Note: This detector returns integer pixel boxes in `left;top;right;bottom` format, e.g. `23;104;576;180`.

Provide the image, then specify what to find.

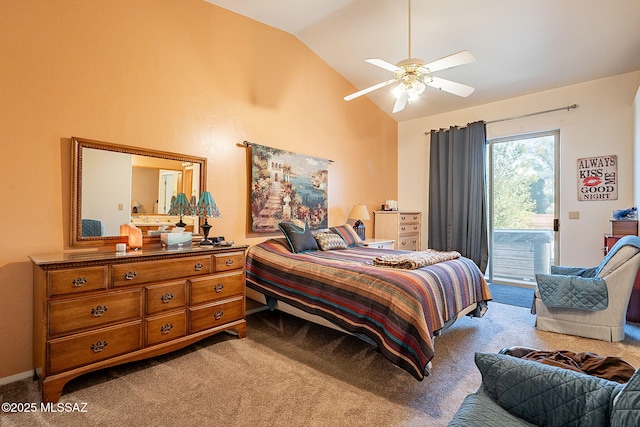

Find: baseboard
0;370;33;386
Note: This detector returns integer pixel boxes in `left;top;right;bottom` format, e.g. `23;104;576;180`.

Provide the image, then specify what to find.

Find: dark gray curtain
428;121;488;273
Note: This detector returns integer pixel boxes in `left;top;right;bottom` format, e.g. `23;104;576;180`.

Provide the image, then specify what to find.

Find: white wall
399;71;640;267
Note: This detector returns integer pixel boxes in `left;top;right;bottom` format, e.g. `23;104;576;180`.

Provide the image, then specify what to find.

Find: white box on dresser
373;211;422;251
30;245;247;403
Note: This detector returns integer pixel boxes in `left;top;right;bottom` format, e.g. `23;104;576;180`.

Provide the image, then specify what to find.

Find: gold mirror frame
71;136;207;247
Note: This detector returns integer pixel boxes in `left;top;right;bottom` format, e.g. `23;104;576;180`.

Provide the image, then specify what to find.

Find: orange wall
0;0;397;380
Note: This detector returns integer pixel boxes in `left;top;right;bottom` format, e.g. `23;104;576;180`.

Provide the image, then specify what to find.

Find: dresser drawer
145;281;186;315
112;256;212;287
189;271;244;306
399;213;421;225
145;311;186;346
398;235;419;251
213;252;244;272
48;290;142;337
189;296;244;334
399;223;420;235
48;266;108;297
48;321;142;374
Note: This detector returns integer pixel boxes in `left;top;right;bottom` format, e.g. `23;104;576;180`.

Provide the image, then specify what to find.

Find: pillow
314;231;348;251
475;352;620;427
329;224;363;247
278;221;318;253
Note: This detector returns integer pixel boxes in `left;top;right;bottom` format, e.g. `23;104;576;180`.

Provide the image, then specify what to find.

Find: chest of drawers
374;211;422;251
31;245;247;403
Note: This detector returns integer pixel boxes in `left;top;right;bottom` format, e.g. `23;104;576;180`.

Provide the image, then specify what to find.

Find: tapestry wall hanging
250;143;329;232
577;155;617;201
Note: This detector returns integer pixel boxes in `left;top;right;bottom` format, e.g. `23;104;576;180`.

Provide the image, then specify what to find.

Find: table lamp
168;192;192;228
348;204;370;241
195;191;221;245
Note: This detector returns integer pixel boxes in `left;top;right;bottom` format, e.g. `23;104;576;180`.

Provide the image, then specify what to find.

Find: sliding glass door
486;131;559;286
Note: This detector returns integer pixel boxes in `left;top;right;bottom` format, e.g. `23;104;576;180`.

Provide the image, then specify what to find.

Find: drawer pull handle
213;310;224;320
160;292;174;303
90;340;107;353
214;284;224;293
124;271;137;280
91;305;108;317
72;277;87;287
160;323;174;335
401;226;406;231
225;259;234;267
194;262;204;271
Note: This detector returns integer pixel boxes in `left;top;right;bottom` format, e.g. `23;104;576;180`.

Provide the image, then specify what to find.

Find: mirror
71;137;207;246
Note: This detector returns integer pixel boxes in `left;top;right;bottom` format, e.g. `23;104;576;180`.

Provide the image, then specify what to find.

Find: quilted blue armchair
449;352;640;426
533;235;640;342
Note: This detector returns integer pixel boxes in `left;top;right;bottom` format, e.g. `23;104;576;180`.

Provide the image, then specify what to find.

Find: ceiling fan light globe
408;91;420;102
391;83;406;99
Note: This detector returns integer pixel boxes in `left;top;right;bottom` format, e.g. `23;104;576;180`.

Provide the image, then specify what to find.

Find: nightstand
362;238;395;249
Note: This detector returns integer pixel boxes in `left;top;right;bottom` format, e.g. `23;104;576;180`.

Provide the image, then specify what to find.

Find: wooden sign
577;155;617;201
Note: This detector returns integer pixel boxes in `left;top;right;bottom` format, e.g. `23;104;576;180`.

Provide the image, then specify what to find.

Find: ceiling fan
344;0;476;113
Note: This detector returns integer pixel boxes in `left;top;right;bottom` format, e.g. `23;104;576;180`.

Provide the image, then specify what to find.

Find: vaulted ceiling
204;0;640;122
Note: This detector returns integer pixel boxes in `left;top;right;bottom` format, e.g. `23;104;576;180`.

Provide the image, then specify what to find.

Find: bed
246;237;492;380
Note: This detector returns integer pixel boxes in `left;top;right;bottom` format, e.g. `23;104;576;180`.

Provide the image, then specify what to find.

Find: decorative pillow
475;352;620;427
329;224;363;247
314;231;348;251
278;221;318;253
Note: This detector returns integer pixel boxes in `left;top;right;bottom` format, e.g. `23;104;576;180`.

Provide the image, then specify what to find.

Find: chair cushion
448;386;536;427
535;273;608;311
611;369;640;427
475;352;621;427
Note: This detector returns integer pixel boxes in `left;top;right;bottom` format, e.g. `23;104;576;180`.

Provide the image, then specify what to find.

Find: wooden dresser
374;211;422;251
30;245;247;403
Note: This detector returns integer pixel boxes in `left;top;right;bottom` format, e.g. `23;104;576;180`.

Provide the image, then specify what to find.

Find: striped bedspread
246;238;492;380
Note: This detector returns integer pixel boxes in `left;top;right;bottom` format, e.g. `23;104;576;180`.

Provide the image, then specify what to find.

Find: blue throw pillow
278;221;318;253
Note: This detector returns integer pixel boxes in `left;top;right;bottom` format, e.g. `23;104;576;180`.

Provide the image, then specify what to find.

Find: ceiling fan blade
392;90;409;113
344;78;398;101
426;76;475;97
365;58;403;73
420;50;476;73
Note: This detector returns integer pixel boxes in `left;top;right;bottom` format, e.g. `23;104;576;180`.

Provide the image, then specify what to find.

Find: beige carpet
2;302;640;427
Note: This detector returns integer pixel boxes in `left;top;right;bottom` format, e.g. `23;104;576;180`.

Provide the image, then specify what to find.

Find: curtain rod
240;141;334;163
424;104;578;135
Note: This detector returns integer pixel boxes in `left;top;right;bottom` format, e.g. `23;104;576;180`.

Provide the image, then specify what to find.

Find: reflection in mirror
72;137;207;246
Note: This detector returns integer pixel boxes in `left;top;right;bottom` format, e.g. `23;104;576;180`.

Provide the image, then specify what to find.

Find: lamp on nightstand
348;204;370;241
195;191;221;245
